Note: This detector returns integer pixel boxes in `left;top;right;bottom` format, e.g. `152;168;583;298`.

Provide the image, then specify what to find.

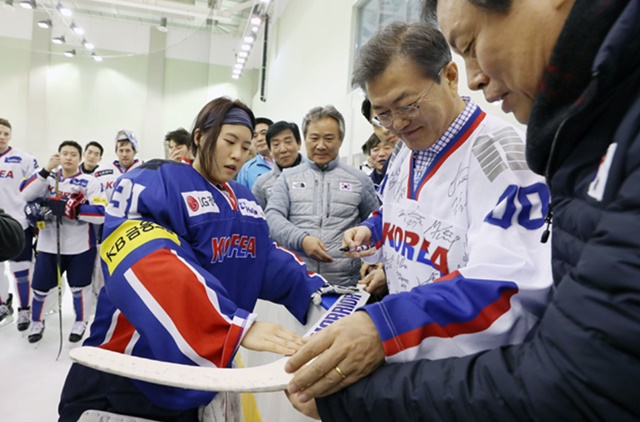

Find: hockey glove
48;196;68;218
64;192;87;220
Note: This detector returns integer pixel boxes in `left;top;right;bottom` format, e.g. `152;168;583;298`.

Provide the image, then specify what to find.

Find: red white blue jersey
94;159;143;201
20;168;106;254
84;159;326;411
361;106;553;362
0;147;39;229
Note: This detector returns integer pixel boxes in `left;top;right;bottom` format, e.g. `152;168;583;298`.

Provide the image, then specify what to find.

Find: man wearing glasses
285;21;554;413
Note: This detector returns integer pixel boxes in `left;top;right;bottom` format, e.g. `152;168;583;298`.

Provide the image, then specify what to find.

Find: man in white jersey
94;130;143;201
0;118;39;331
80;141;103;175
21;140;105;343
286;21;554;410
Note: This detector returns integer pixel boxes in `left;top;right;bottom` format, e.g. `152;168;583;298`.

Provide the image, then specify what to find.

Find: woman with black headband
58;97;327;421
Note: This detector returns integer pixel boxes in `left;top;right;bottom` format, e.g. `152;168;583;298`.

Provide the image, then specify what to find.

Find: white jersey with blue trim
360;106;553;362
94;159;143;201
20;168;106;254
0;147;39;229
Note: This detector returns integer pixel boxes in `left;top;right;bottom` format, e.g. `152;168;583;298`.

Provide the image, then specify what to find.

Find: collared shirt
413;97;477;182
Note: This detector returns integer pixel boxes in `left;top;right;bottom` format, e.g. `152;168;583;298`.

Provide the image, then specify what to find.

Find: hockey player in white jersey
0;118;39;331
20;140;106;343
285;22;553;409
94;130;143;202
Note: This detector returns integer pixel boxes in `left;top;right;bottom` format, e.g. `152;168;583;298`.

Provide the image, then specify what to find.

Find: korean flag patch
340;182;352;191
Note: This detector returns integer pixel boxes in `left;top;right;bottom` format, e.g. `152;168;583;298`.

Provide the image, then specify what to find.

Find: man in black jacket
286;0;640;420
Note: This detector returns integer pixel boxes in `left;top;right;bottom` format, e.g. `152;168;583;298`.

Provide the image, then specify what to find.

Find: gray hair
301;105;346;140
421;0;512;23
351;21;451;90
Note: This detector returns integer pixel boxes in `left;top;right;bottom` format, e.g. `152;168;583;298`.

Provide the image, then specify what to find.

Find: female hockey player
58;97;328;422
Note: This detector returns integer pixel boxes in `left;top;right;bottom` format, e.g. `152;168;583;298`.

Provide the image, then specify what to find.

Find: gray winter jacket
265;157;380;286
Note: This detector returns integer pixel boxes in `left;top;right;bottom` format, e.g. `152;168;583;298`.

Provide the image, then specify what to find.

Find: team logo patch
340;182;352;191
292;182;306;189
181;191;220;217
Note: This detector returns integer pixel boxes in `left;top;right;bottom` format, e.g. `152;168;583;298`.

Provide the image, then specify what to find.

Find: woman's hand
241;321;304;356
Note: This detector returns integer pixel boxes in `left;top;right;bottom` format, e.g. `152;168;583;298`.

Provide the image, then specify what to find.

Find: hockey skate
69;321;87;343
28;320;45;343
0;294;14;326
17;307;30;331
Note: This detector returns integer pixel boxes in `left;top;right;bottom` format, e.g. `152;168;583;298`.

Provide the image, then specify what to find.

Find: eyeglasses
371;68;444;128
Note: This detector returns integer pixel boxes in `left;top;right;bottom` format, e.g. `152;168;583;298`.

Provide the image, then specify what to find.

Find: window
354;0;422;57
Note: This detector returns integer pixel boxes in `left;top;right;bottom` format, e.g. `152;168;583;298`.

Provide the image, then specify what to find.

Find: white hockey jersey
361;105;553;362
0;147;39;229
20;168;106;254
94;159;143;201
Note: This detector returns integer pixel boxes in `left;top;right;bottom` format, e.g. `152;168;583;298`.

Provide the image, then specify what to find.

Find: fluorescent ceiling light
82;39;94;50
19;0;34;9
52;35;65;44
157;17;168;33
92;52;102;62
238;51;249;58
250;17;261;26
64;49;76;58
240;44;251;51
70;23;84;35
232;74;240;80
37;19;52;29
56;2;71;16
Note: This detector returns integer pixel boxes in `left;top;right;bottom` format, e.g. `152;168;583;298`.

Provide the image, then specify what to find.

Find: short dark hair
362;133;382;156
84;141;103;156
361;98;373;121
0;118;11;129
165;128;191;146
59;140;83;156
352;21;451;90
255;117;274;127
266;121;301;149
421;0;512;24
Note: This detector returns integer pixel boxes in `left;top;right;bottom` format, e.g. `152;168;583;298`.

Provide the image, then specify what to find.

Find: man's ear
443;61;460;94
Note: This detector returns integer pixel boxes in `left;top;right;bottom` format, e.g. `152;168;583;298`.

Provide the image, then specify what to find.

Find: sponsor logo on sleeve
94;169;114;177
181;191;220;217
4;156;22;164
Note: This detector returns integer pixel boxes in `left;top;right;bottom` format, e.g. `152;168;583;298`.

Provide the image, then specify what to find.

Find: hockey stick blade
69;290;370;392
69;347;292;392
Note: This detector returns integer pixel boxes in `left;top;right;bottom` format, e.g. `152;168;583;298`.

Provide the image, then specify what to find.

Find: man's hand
240;321;304;356
285;311;385;402
302;236;333;262
358;267;388;296
45;153;61;172
285;391;320;420
342;226;375;258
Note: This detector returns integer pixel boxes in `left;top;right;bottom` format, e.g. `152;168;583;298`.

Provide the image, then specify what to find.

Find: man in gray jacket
265;106;380;286
252;121;304;209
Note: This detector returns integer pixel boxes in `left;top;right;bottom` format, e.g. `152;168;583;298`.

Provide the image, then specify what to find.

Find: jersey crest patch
182;191;220;217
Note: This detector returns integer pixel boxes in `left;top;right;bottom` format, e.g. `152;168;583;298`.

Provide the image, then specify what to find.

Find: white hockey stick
69;290;370;392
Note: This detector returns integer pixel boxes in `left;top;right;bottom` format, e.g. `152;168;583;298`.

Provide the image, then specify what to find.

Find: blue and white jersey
361;106;553;362
0;147;39;229
85;159;325;411
94;159;143;201
20;168;106;254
